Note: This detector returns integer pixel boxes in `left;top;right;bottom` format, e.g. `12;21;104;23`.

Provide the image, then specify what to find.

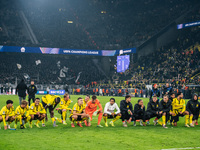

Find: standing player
171;92;190;127
14;100;31;129
0;100;15;130
120;95;133;127
85;95;103;127
69;97;90;127
145;95;162;125
42;94;61;127
27;81;37;106
186;93;200;127
55;93;72;125
29;98;46;128
159;95;172;128
103;98;121;127
133;99;146;126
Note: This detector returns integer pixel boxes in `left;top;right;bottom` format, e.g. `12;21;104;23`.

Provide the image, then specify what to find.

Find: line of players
0;92;199;129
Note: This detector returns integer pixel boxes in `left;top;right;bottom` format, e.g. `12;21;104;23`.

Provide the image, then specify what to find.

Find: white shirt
104;102;120;115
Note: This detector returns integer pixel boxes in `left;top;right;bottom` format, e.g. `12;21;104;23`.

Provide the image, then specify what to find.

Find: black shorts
105;114;117;119
192;114;199;120
58;109;62;114
42;101;54;113
6;117;12;122
34;115;39;120
172;113;185;122
70;115;82;121
145;112;161;120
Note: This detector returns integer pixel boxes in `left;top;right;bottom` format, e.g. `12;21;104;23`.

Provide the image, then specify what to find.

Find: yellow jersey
171;98;186;114
59;98;71;110
15;105;30;117
0;106;15;116
69;103;85;117
29;103;46;115
42;94;61;106
83;99;88;108
0;106;15;126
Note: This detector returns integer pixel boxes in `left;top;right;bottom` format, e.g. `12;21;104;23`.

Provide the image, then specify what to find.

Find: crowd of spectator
0;0;198;50
0;53;106;85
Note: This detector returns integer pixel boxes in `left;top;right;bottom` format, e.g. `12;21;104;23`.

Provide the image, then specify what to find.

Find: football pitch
0;95;199;150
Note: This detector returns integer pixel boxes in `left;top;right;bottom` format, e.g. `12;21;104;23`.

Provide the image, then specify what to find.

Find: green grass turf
0;95;200;150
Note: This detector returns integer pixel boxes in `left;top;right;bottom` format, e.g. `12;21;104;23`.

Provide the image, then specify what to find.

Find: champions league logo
21;47;25;52
119;50;123;55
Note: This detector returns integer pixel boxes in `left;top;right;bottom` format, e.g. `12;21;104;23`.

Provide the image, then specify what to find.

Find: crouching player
69;97;89;127
42;94;61;127
120;95;133;127
85;95;103;127
186;93;200;127
83;95;90;107
159;95;172;128
15;100;31;129
29;98;46;128
145;95;162;125
55;93;72;125
133;99;146;126
103;98;121;127
171;92;189;127
0;100;15;130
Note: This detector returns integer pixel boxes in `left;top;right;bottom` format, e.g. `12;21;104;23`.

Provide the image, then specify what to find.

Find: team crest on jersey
61;101;63;105
17;112;20;115
31;106;34;109
2;111;5;114
197;104;199;107
127;105;129;108
157;104;158;107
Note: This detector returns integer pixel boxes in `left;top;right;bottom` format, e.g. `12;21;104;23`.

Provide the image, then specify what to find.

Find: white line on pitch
161;147;200;150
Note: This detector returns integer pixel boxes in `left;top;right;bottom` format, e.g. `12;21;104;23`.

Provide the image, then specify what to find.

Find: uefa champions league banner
0;45;136;56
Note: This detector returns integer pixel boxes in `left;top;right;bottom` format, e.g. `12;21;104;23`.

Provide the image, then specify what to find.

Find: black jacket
150;88;160;98
163;86;172;95
28;85;37;97
159;99;171;113
134;104;145;116
186;94;200;115
120;100;133;114
146;100;159;114
16;80;27;97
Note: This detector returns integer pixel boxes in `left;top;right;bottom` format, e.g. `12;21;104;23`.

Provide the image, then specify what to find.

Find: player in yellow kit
42;94;61;127
82;94;90;126
0;100;15;130
83;94;90;107
55;93;72;125
69;97;90;127
171;92;190;127
29;98;46;128
14;100;31;129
